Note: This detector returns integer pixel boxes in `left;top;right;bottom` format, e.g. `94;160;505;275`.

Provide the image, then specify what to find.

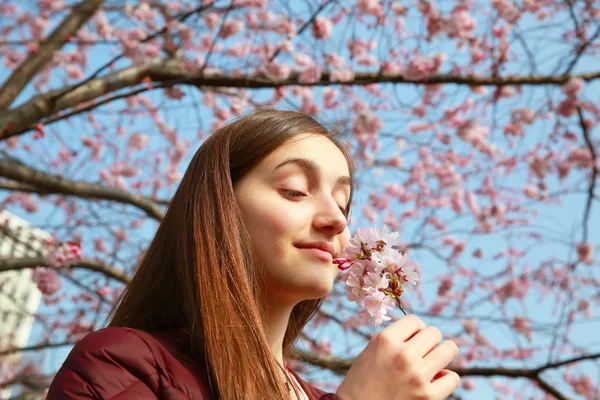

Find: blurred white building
0;209;50;399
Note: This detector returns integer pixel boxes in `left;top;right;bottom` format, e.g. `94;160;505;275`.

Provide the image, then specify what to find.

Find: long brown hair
107;109;355;399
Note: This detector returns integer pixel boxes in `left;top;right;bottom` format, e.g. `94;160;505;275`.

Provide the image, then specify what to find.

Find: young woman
46;109;460;399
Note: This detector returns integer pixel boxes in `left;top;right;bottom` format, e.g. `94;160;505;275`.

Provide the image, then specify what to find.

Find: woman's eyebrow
274;157;351;187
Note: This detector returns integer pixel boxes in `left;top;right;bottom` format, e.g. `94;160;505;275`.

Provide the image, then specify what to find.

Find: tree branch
293;348;598;398
0;340;78;357
1;54;599;140
50;2;234;104
0;159;165;221
577;107;597;243
532;376;569;400
564;20;600;74
268;0;334;62
0;374;49;391
0;0;104;110
0;257;131;284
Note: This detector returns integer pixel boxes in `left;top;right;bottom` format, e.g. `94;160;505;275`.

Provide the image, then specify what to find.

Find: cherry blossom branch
0;257;131;284
0;0;104;110
0;374;49;391
0;179;42;193
564;20;600;74
268;0;334;63
577;107;598;244
0;159;165;221
2;55;600;140
0;340;78;357
51;3;239;104
293;349;597;399
198;5;234;74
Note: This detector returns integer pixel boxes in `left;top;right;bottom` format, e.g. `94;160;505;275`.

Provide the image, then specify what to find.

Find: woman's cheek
340;227;351;249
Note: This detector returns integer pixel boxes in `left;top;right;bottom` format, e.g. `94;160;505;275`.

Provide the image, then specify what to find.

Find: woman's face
234;133;351;303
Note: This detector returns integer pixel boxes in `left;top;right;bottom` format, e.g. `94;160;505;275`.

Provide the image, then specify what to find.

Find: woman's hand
335;315;460;400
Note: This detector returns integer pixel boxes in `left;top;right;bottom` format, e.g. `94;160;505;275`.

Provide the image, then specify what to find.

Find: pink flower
113;228;128;242
164;87;185;100
357;0;383;16
463;379;477;391
352;112;382;136
497;278;529;302
564;374;596;398
166;165;183;185
491;0;521;23
562;78;584;97
203;12;220;29
299;65;322;84
437;276;453;296
127;133;149;151
46;242;82;267
465;191;480;217
403;53;445;80
226;43;251;57
523;184;538;199
324;53;345;68
363;272;390;292
568;148;593;168
94;11;113;39
264;62;291;80
33;268;62;296
131;3;156;22
347;39;369;57
343;268;366;302
363;291;395;325
576;242;594;265
330;69;354;82
218;20;243;39
447;8;476;39
512;317;533;341
457;120;487;145
94;238;106;252
312;17;332;40
557;99;577;117
357;54;380;67
65;64;84;80
323;88;339;109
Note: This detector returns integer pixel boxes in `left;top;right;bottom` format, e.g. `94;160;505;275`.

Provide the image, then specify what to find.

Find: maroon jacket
46;327;342;399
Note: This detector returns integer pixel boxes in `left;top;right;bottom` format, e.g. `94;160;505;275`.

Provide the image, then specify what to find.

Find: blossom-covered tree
0;0;599;398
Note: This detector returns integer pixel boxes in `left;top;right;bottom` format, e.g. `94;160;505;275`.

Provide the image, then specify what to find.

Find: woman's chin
300;278;335;300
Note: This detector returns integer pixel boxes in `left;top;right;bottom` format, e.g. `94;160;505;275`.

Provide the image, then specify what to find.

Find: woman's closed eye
280;189;348;217
281;189;306;198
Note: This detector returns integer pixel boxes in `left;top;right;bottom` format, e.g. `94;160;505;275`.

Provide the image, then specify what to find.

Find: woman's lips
296;246;333;262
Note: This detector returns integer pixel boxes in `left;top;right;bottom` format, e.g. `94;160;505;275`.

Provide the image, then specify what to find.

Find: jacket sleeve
46;327;161;400
305;381;345;399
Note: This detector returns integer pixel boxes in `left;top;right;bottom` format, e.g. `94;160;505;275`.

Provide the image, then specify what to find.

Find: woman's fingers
430;369;461;399
423;340;459;380
382;314;427;343
405;326;443;358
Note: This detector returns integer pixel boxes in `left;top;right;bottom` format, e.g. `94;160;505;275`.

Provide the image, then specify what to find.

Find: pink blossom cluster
491;0;521;23
45;241;82;268
32;268;62;296
403;53;446;80
456;120;497;157
312;17;333;40
557;78;584;117
564;373;596;398
333;227;419;326
576;242;594;265
446;7;477;39
417;2;477;39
